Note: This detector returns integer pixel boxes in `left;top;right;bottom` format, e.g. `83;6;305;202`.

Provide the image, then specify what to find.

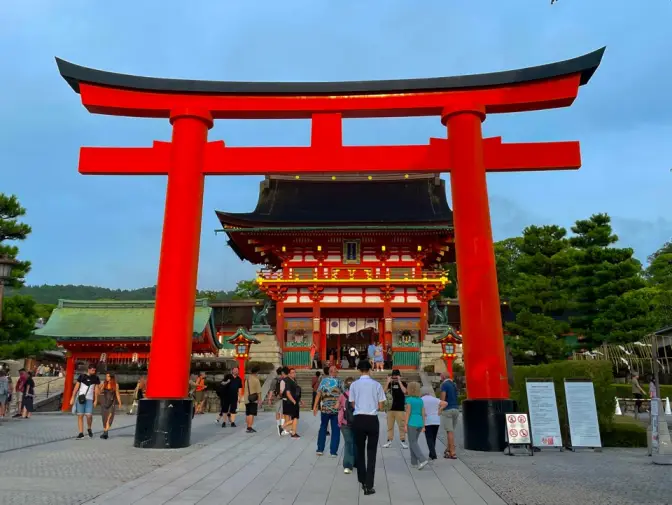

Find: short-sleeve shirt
422;395;441;425
228;376;243;398
367;344;376;359
349;375;386;415
24;378;36;396
440;380;458;410
389;380;407;411
405;396;424;428
317;377;344;414
77;374;101;401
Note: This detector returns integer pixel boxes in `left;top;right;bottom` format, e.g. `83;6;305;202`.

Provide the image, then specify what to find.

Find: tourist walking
245;366;262;433
403;382;428;469
127;376;146;415
21;371;36;419
349;359;386;496
311;370;321;412
421;386;446;460
71;364;100;439
313;365;343;456
4;375;12;417
631;373;646;414
221;367;243;427
281;368;302;438
440;375;460;459
96;373;122;439
383;369;408;449
12;369;26;418
0;370;9;417
649;375;658;399
367;342;376;366
194;372;207;414
215;374;231;424
338;377;356;474
269;367;287;436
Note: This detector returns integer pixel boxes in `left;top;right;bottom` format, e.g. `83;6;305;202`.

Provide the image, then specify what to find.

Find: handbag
247;379;259;403
78;384;90;404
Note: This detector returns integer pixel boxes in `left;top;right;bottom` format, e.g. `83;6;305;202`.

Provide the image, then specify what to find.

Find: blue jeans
317;413;340;455
341;425;356;469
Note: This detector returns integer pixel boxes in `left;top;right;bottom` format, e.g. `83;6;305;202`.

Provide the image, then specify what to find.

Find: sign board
564;380;602;448
506;413;531;445
526;380;563;448
652;398;660;454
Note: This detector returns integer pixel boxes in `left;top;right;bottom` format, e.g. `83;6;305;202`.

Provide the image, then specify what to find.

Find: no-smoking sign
506;413;531;444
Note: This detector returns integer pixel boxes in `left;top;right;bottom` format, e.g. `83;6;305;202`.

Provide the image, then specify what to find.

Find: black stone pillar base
462;398;516;452
133;398;192;449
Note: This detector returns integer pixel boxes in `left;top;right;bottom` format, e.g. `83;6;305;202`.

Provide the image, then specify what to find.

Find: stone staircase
294;369;422;409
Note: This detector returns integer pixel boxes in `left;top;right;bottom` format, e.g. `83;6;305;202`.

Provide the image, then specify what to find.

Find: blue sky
1;0;670;291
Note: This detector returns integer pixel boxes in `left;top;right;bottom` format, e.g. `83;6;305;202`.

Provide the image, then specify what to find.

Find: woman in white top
421;386;447;460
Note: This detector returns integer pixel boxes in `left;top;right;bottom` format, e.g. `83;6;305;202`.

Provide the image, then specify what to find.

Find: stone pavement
84;413;504;505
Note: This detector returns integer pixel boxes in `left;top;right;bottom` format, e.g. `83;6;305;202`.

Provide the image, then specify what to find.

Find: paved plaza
0;412;670;505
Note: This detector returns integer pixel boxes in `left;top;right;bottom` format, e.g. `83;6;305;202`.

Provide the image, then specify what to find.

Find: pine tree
0;193;32;288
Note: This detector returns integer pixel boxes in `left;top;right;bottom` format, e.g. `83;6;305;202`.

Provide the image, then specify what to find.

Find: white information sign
526;380;563;448
506;413;531;445
564;380;602;448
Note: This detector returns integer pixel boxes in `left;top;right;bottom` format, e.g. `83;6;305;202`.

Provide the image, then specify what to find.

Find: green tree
494;237;523;298
504;225;571;363
646;240;672;289
440;263;458;298
233;279;266;300
566;214;648;346
0;194;31;288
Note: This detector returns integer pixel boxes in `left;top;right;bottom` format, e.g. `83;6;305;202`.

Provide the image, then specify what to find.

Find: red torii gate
57;47;604;450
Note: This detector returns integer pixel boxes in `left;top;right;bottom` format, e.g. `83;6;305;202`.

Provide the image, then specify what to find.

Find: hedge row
600;419;647;448
612;383;672;399
511;361;616;444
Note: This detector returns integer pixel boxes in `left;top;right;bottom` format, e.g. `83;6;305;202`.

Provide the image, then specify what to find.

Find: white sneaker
418;461;429;470
330;454;338;458
382;441;392;448
316;452;324;456
281;430;291;436
400;441;409;449
344;468;352;474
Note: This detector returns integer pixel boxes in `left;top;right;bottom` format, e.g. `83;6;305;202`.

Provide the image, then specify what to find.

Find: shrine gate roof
35;299;219;349
56;48;603;96
216;175;453;228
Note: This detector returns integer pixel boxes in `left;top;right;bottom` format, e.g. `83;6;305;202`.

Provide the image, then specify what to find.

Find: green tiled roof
35;299;219;347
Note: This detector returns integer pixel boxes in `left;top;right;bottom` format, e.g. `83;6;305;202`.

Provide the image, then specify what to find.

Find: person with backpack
338;377;356;474
127;377;145;415
70;364;101;439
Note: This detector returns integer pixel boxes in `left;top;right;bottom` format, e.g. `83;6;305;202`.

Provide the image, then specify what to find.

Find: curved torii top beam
55;48;605;119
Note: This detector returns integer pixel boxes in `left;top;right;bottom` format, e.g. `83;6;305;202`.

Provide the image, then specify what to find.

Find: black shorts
220;397;238;415
245;403;258;417
283;401;300;420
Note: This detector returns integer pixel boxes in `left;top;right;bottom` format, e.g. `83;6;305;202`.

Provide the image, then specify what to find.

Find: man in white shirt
349;359;386;496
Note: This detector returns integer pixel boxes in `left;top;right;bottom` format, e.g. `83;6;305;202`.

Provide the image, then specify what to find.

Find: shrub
612;383;672;399
601;419;647;448
512;361;615;446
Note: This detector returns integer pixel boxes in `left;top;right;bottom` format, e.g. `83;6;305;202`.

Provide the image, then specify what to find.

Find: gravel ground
442;417;672;505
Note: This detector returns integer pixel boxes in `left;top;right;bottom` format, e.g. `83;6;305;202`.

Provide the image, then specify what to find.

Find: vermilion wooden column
61;352;76;411
145;109;212;399
135;109;212;449
443;103;513;451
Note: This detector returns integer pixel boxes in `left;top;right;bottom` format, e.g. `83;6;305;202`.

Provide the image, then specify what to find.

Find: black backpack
274;377;283;397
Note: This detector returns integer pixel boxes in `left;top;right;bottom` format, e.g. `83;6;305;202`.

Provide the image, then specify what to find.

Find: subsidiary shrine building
217;174;459;369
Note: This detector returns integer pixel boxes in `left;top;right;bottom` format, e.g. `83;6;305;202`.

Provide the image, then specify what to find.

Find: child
338;377;356;474
404;381;429;470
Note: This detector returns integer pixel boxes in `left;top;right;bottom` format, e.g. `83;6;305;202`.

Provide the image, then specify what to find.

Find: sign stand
564;378;602;452
504;413;533;456
525;378;564;452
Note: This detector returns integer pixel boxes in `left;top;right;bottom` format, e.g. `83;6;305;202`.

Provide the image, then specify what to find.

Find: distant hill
6;284;235;305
